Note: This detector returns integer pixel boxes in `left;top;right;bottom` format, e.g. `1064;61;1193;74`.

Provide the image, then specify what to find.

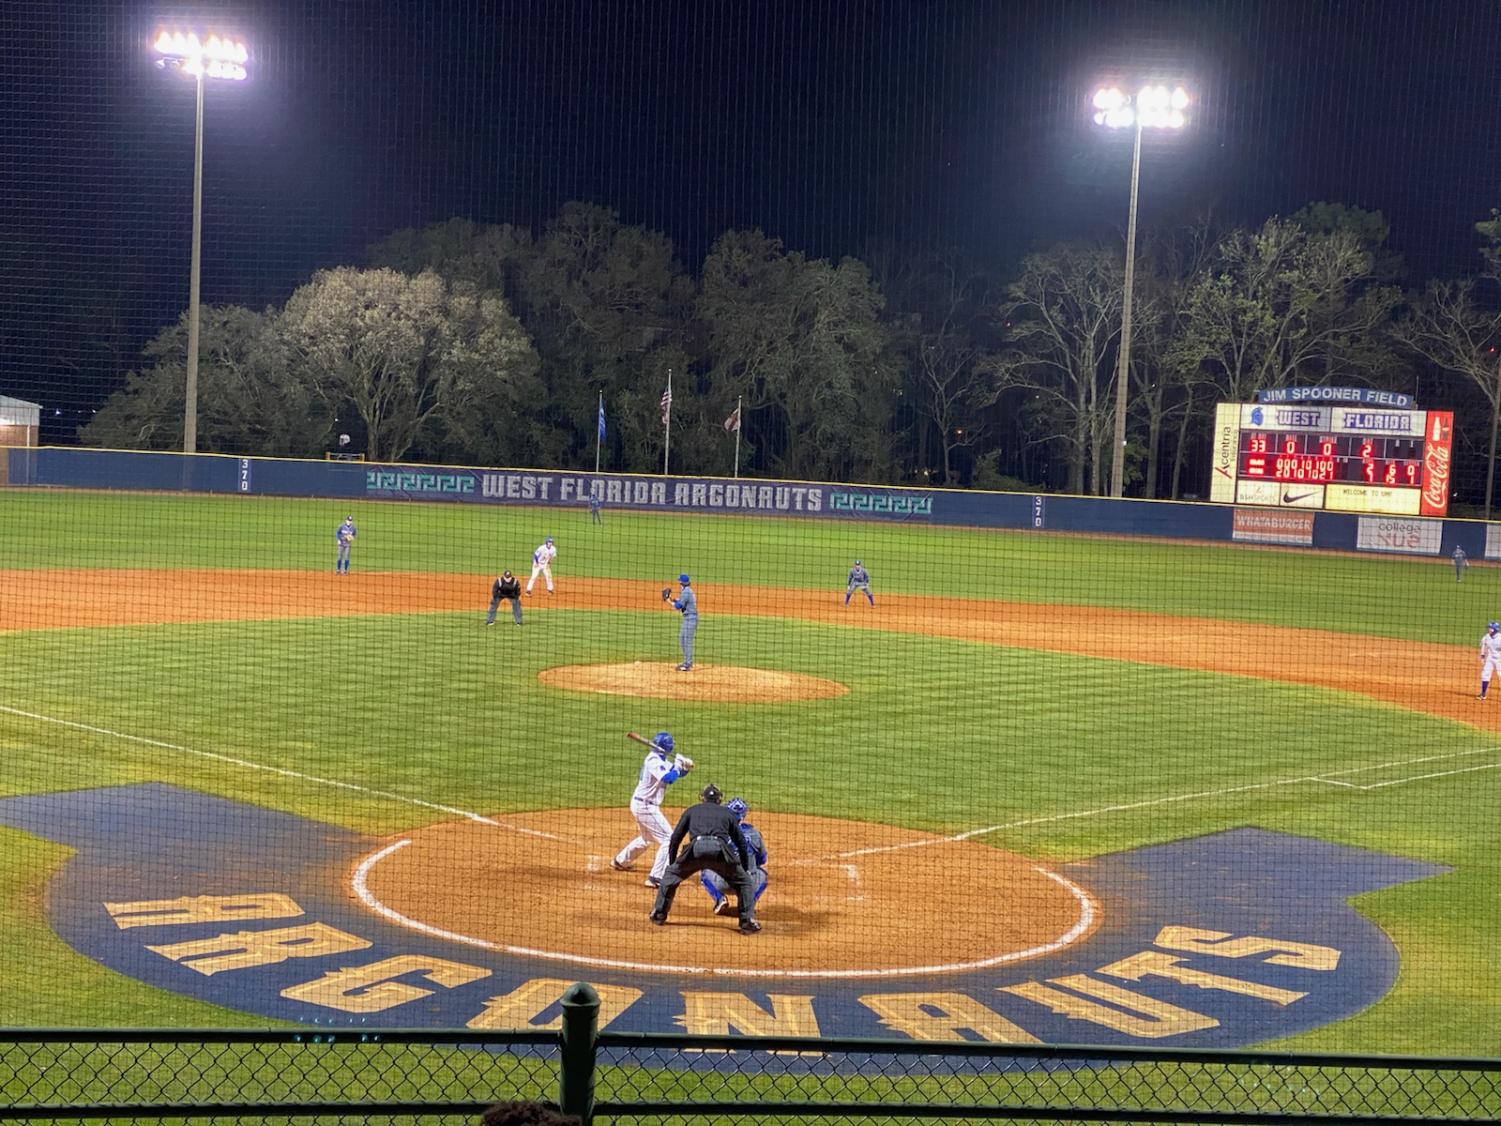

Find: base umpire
648;783;761;934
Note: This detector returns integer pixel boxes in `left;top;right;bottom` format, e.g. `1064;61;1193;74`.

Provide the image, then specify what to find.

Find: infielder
612;731;695;887
702;796;767;916
486;570;523;626
526;536;556;595
334;516;357;574
1479;621;1501;700
1454;546;1468;583
845;559;874;607
663;573;698;671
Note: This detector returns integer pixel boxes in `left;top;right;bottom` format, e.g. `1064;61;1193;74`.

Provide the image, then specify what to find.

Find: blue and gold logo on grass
0;784;1447;1045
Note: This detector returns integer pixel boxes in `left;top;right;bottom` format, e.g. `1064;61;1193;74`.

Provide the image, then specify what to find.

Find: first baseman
701;795;767;916
612;732;695;887
334;516;357;574
845;559;874;607
526;536;556;595
1479;621;1501;700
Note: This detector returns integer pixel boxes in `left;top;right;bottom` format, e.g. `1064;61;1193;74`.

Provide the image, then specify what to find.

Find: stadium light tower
1092;83;1189;498
153;30;250;456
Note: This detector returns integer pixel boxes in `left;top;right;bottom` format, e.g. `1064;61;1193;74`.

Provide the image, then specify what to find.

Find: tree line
82;200;1501;504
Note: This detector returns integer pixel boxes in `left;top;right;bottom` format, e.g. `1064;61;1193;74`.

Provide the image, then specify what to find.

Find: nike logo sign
1283;491;1317;504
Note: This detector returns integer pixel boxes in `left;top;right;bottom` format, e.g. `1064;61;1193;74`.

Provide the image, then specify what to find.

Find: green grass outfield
0;488;1499;1060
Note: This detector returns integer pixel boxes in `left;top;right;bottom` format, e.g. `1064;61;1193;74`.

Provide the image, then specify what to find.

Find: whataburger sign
0;784;1449;1050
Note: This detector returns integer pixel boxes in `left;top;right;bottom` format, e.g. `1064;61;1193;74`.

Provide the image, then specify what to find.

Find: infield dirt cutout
539;662;848;703
3;567;1494;732
353;808;1094;976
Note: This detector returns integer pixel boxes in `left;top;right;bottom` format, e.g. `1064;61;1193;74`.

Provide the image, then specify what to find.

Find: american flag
660;383;673;425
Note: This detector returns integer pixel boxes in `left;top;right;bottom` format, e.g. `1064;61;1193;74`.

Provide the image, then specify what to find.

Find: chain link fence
2;1015;1499;1125
0;1030;556;1122
592;1034;1501;1123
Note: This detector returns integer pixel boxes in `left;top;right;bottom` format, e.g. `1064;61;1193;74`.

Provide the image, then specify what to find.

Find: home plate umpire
647;783;761;934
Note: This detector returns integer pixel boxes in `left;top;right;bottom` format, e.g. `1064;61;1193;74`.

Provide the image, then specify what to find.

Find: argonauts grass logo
0;784;1446;1046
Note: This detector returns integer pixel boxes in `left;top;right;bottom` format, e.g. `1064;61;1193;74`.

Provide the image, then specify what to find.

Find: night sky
3;0;1499;424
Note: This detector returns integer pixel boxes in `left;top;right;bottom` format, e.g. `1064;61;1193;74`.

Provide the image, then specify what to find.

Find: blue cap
679;573;690;584
1490;622;1498;632
545;536;553;543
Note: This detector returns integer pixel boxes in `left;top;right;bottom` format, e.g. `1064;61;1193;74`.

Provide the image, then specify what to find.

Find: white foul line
0;704;562;841
804;746;1501;864
351;841;1098;980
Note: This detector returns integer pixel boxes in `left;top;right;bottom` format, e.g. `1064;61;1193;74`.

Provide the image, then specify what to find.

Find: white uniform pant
1484;657;1500;683
615;799;672;880
526;563;553;593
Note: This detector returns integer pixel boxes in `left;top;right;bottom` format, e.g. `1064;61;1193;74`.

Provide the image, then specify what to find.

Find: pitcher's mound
539;662;848;703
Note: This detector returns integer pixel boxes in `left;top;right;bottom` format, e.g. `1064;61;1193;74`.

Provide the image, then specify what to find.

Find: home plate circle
351;809;1098;978
538;662;848;703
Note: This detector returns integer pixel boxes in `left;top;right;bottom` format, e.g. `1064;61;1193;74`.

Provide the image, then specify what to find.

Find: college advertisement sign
1355;516;1442;556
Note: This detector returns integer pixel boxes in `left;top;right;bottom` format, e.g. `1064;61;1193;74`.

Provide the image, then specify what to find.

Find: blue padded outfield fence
5;445;1496;562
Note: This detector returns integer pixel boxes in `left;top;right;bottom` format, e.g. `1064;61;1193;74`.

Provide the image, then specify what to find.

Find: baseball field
1;486;1498;1061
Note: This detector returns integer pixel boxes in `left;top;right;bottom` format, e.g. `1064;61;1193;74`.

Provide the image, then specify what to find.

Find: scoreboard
1210;402;1453;517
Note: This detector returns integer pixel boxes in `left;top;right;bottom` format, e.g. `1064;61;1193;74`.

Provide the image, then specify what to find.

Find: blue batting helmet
545;536;554;544
652;731;674;753
679;573;690;584
1490;622;1499;633
727;797;749;818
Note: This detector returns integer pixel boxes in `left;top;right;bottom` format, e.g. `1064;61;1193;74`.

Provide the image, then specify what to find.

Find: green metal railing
2;984;1499;1124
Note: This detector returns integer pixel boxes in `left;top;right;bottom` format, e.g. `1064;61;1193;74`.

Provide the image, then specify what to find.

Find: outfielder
526;536;556;595
663;573;697;671
701;796;767;916
334;516;357;574
845;559;874;607
1454;546;1468;583
612;732;695;887
1479;621;1501;700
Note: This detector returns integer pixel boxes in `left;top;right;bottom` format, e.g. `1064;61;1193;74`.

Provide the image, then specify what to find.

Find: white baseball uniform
526;540;556;593
1480;631;1501;681
613;749;688;881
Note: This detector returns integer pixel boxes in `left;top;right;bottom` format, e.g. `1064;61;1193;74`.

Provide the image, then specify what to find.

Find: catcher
612;732;695;888
649;783;761;934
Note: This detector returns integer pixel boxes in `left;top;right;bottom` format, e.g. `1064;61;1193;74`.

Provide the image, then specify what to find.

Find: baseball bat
626;731;657;749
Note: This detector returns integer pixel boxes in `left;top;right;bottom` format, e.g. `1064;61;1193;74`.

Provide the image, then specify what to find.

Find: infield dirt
1;568;1489;733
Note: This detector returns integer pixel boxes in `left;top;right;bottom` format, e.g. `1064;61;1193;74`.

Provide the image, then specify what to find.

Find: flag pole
663;368;672;476
733;394;742;479
595;390;603;474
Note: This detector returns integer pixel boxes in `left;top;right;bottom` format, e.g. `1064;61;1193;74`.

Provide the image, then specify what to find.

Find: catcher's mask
701;783;723;804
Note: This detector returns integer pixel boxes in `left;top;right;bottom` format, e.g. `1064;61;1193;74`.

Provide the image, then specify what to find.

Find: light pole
1092;83;1188;497
153;31;249;455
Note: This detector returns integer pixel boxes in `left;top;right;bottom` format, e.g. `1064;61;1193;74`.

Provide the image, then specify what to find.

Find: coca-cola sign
1420;411;1453;517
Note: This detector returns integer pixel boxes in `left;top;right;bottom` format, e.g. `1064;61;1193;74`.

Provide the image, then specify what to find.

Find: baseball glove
674;754;695;772
661;586;673;602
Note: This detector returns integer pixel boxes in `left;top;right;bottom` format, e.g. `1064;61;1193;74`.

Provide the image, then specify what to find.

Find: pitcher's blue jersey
674;586;698;622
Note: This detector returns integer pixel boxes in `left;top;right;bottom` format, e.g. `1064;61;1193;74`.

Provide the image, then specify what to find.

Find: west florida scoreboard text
1210;403;1453;516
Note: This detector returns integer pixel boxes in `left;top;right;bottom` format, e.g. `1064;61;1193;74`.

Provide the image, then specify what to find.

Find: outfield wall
5;445;1491;561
